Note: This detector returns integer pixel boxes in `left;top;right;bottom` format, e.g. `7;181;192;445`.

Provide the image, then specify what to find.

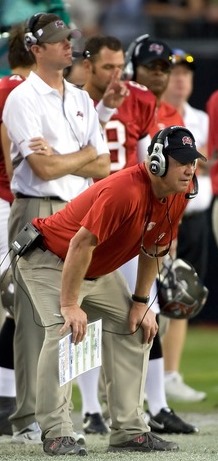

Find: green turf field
1;325;218;460
170;324;218;413
72;325;218;414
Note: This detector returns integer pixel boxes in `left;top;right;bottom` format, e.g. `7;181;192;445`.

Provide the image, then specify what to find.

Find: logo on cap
182;136;193;147
149;43;164;55
55;20;65;29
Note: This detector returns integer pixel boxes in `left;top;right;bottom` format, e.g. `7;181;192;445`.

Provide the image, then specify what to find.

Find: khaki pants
18;247;151;444
8;198;66;432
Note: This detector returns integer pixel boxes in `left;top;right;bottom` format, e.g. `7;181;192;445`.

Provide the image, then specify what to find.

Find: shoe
11;422;42;444
72;431;86;445
43;436;87;456
146;408;199;434
0;396;16;436
165;372;206;402
108;432;179;452
83;412;110;435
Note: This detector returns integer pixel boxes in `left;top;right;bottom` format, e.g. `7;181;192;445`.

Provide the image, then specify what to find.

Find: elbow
98;163;111;178
94;156;111;178
34;166;58;181
37;171;53;181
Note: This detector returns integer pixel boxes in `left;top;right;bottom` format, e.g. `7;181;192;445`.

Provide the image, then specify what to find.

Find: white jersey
183;102;212;214
3;71;109;201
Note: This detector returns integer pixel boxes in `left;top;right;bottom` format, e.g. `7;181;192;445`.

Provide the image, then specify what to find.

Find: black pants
177;211;209;281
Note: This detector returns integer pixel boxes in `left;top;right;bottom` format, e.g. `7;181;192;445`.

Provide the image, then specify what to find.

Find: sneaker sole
44;446;88;456
108;444;179;452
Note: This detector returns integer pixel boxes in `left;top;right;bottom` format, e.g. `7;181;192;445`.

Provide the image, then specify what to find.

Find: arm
95;69;129;128
1;123;13;180
27;145;110;180
60;227;98;344
3;89;110;181
129;248;165;343
74;153;110;179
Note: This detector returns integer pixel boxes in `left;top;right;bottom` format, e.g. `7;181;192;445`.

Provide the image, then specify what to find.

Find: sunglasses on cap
172;50;195;68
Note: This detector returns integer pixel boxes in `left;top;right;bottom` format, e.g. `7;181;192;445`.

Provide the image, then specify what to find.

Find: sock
0;367;16;397
165;371;179;380
77;367;102;416
145;358;168;416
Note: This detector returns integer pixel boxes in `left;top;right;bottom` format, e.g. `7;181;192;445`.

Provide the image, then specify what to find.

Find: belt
15;192;63;201
84;277;99;281
184;211;205;218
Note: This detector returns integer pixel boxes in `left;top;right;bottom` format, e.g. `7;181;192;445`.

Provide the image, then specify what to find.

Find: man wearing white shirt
2;12;110;442
162;49;211;402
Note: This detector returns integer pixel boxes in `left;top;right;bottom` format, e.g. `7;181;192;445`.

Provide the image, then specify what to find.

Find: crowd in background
2;1;218;39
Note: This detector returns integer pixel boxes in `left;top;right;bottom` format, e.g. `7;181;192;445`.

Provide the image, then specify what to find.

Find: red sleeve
206;90;218;158
126;81;156;138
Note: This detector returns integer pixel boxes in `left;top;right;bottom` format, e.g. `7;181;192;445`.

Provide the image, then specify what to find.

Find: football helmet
158;258;208;319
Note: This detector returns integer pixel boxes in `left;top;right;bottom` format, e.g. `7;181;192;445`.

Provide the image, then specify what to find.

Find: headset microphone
185;173;198;199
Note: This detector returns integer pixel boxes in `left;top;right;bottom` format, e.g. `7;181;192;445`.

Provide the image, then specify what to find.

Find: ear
83;58;92;73
30;44;41;57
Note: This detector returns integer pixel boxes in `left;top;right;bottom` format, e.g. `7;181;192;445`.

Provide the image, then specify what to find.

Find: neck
11;66;34;78
83;82;103;102
164;94;185;117
34;68;64;95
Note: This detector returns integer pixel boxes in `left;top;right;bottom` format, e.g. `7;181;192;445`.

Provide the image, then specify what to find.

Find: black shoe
147;408;199;434
83;412;110;435
0;396;16;436
108;432;179;452
43;436;87;456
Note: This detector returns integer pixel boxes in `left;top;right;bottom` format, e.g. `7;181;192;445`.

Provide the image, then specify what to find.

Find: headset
73;49;91;59
123;33;150;80
147;126;199;199
24;12;45;50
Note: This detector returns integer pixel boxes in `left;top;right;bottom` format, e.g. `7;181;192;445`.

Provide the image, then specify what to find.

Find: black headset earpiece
83;49;91;59
147;127;173;177
24;12;45;50
123;33;150;80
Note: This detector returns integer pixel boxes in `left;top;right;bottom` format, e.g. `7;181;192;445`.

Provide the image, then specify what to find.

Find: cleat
165;372;206;402
83;412;110;435
146;408;199;434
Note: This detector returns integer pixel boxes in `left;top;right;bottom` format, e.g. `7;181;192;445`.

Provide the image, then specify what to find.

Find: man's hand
129;302;158;343
59;303;87;345
29;137;54;156
103;69;129;109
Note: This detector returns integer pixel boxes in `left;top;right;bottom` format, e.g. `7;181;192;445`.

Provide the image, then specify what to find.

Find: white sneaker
165;372;206;402
72;431;86;445
11;422;42;444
